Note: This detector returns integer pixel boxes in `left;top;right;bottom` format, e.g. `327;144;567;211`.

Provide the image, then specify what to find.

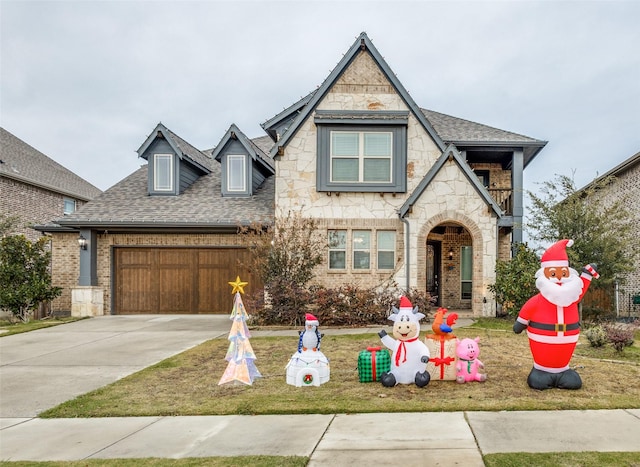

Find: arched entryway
418;212;483;314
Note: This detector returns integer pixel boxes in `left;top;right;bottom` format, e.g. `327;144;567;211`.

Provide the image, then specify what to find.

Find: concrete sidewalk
2;410;639;464
1;315;639;464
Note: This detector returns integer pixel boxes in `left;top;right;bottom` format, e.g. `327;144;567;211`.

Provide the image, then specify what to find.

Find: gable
400;144;502;218
268;32;445;160
211;124;275;197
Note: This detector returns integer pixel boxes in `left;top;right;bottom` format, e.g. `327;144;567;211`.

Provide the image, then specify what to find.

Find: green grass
0;316;84;337
483;451;640;466
40;326;640;418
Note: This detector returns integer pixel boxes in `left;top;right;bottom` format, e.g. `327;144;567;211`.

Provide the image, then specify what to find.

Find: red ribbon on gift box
367;346;381;381
429;337;455;379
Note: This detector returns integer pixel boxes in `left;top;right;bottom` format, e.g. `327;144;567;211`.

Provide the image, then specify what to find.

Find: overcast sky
2;0;639;199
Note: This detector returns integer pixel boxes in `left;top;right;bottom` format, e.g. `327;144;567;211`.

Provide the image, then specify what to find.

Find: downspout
399;213;410;291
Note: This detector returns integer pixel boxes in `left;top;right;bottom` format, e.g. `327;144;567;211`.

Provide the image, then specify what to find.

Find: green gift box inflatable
358;346;391;383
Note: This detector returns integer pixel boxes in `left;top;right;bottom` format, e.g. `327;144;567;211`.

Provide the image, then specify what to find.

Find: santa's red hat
399;296;412;309
541;239;574;268
305;313;319;326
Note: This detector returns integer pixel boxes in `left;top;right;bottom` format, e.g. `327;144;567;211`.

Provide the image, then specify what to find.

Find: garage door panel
115;247;260;314
158;265;193;313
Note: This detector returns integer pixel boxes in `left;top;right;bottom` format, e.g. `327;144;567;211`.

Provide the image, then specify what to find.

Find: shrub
0;235;62;323
603;324;635;353
584;325;608;347
248;283;431;327
488;243;539;317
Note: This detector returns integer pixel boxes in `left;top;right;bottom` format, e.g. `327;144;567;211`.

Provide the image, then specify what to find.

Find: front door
426;241;441;306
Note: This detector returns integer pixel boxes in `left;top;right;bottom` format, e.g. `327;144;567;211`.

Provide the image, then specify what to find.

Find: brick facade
49;232;246;314
585;154;640;315
1;177;87;241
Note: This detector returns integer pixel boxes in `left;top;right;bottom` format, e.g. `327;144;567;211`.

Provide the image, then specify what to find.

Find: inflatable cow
378;296;431;387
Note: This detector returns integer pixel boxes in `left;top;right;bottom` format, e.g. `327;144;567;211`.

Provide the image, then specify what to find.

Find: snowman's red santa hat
541;239;574;268
305;313;319;326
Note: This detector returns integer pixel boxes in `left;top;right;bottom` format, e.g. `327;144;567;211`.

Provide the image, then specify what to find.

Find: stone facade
275;52;501;316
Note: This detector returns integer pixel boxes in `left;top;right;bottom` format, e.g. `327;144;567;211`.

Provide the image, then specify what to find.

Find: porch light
78;234;87;250
448;248;454;260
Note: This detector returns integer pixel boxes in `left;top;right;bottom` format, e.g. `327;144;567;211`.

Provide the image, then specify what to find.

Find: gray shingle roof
57;161;274;229
0;127;102;200
421;109;544;145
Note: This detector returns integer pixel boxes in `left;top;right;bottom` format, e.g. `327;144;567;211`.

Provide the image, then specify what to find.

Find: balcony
488;188;513;215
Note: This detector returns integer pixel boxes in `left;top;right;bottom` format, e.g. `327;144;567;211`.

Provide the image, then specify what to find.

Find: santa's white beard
535;268;584;307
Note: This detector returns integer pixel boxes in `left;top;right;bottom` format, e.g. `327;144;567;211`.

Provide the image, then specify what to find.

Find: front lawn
41;322;640;418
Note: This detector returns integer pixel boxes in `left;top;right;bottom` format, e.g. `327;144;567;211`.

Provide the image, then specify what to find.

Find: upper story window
331;132;392;183
153;154;174;192
226;155;247;193
63;197;76;214
315;111;408;193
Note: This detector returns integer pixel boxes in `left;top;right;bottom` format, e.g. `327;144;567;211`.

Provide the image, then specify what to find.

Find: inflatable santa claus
514;239;599;390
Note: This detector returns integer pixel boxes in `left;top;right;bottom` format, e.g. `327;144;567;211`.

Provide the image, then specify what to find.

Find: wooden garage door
114;247;260;314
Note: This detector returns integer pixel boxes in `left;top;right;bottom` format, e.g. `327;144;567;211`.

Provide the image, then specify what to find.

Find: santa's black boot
415;371;431;388
527;368;555;390
557;368;582;389
380;372;396;387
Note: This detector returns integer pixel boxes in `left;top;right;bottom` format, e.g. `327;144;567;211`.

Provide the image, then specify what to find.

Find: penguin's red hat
541;239;574;268
305;313;319;326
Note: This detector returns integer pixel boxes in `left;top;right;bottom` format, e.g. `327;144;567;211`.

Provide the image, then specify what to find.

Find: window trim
316;120;407;193
153;153;174;192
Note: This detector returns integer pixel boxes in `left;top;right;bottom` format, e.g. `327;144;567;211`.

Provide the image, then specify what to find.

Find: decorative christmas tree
218;276;262;386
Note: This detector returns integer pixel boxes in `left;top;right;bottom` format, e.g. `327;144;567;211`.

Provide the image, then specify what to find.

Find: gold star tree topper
228;275;248;294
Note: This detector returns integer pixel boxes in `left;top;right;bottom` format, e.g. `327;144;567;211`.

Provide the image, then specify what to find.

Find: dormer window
227;155;247;192
153;154;174;192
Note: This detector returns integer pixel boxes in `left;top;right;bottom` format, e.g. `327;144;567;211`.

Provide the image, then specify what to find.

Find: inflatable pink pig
455;337;487;383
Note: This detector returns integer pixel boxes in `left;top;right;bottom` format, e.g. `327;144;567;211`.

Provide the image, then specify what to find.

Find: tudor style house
39;32;546;317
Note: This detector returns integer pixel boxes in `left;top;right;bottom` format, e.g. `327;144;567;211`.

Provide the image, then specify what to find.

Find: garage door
114;247;261;314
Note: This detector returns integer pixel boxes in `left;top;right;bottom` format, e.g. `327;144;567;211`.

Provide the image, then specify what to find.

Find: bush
603;324;635;353
248;283;431;327
584;325;608;347
488;243;539;317
0;235;62;323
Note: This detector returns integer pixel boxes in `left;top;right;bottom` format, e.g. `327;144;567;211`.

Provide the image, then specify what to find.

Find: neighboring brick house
38;32;547;317
1;127;102;241
580;151;640;316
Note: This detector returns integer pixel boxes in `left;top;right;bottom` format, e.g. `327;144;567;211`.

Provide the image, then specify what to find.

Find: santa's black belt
528;321;580;332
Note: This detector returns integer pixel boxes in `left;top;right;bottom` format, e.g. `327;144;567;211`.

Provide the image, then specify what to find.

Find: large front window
328;229;396;271
331;132;392;183
315;111;408;193
153;154;173;192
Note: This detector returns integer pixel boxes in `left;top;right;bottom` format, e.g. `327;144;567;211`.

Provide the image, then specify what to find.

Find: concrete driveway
0;315;230;418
